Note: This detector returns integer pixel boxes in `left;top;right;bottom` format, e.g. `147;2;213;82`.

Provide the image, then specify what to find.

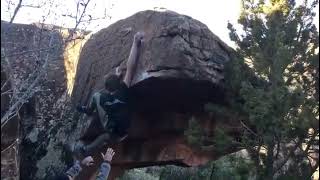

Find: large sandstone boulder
73;10;233;109
1;10;241;180
72;10;239;179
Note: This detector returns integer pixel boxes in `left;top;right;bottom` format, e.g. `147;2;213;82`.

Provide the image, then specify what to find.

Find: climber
55;147;115;180
70;31;144;157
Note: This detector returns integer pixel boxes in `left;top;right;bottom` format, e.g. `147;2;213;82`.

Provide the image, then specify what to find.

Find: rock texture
1;63;20;180
1;21;90;180
73;10;239;179
1;10;241;180
73;10;233;108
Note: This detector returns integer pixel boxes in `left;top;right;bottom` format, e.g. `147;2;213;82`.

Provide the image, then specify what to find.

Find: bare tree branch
1;46;58;58
21;4;41;8
1;2;107;180
274;139;302;173
1;33;55;128
1;79;10;91
67;0;92;42
1;89;13;96
2;0;96;129
9;0;23;23
1;139;18;153
240;120;258;136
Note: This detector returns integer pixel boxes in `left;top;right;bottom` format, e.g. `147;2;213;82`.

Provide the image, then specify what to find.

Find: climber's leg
80;114;105;142
66;132;111;159
83;132;112;155
89;92;101;111
66;114;104;159
77;92;100;115
82;130;128;156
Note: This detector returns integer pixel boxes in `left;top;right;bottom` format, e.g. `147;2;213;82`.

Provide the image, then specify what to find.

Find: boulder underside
72;10;237;179
1;10;239;180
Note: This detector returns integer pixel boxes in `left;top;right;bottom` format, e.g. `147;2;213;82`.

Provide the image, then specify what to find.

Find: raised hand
133;31;145;45
123;31;145;87
101;148;115;163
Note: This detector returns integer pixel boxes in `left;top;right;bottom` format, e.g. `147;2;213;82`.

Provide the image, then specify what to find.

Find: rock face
73;10;233;109
1;63;20;180
73;10;238;179
1;10;240;180
1;21;89;180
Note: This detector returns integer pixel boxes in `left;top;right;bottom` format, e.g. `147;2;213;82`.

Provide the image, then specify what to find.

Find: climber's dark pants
81;91;108;139
80;91;128;155
78;92;110;154
84;130;124;155
88;92;106;125
84;132;111;155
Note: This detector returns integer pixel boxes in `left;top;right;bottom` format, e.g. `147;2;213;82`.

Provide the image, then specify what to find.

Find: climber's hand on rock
101;148;115;163
81;156;94;166
134;31;144;44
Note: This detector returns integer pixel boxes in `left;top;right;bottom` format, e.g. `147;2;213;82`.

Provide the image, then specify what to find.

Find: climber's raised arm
123;32;144;87
96;148;115;180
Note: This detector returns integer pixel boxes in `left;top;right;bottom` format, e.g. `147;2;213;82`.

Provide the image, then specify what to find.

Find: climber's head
104;74;122;92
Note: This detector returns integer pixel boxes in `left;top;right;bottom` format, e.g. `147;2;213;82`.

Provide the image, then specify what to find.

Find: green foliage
120;0;319;179
117;169;158;180
204;102;241;119
204;103;228;116
118;154;255;180
159;165;197;180
210;155;255;180
225;0;319;178
212;128;234;153
184;117;204;147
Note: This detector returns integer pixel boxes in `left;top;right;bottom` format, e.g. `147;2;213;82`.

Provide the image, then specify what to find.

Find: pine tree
227;0;319;179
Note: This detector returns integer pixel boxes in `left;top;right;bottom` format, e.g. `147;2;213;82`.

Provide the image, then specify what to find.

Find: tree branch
1;79;10;91
21;4;41;8
9;0;23;23
1;33;55;128
1;46;58;58
240;120;258;136
1;139;18;153
274;139;302;173
66;0;92;42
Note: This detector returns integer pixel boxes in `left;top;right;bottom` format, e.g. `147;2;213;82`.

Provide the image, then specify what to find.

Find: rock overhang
130;77;227;113
72;10;233;109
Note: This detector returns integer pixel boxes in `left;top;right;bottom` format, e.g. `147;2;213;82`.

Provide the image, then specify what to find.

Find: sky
1;0;319;47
